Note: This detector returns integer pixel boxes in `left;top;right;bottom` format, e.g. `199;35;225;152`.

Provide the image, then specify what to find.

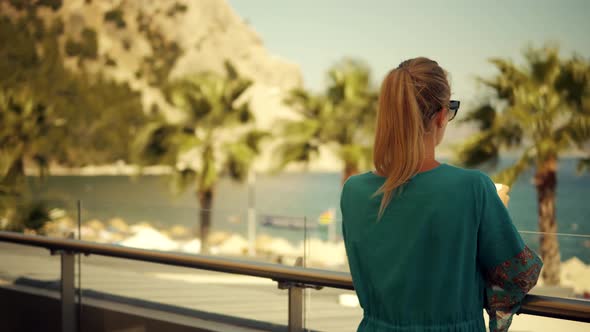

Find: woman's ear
436;108;448;129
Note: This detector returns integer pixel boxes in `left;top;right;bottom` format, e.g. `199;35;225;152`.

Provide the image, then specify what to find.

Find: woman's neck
418;157;440;173
419;136;439;173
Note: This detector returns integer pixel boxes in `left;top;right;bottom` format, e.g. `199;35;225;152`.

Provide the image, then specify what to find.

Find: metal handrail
1;231;589;324
0;231;351;289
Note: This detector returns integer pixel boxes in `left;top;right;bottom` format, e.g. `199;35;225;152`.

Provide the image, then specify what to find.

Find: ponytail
373;58;450;219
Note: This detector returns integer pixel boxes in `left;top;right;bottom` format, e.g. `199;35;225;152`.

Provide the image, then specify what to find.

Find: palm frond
576;157;590;174
235;101;254;124
326;58;371;104
284;88;326;118
276;58;376;177
338;144;373;170
276;118;320;140
222;129;270;181
492;148;535;186
223;78;252;106
131;122;183;166
454;131;499;167
458;46;590;173
494;115;524;148
244;129;270;153
223;141;256;181
169;168;197;196
553;113;590;149
482;58;528;102
273;141;319;172
223;60;239;80
137;62;259;198
0;144;24;178
459;104;496;130
524;45;561;85
556;57;590;109
177;134;201;155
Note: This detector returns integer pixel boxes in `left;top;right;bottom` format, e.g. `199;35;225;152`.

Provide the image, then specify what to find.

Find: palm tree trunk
198;188;214;254
342;162;358;185
534;156;560;285
1;158;26;190
1;158;25;231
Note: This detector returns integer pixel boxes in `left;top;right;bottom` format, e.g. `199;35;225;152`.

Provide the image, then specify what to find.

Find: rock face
5;0;345;171
44;1;301;106
22;0;305;170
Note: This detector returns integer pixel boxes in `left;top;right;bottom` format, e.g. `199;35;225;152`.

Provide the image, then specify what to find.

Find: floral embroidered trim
485;246;543;332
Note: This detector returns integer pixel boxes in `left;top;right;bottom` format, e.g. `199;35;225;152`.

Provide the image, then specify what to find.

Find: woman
340;57;542;332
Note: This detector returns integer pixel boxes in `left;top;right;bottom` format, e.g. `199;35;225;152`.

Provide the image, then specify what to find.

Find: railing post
60;250;76;332
288;286;304;332
277;257;323;332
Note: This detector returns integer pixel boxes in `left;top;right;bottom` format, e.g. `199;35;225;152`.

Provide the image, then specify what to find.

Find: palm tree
456;46;590;285
275;58;377;184
0;8;146;231
132;62;267;253
0;7;145;168
0;90;58;230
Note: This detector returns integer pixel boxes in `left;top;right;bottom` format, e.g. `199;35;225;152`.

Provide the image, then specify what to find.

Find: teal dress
340;164;542;332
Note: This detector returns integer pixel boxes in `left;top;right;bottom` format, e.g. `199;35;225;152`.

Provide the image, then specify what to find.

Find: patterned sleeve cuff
485;246;543;332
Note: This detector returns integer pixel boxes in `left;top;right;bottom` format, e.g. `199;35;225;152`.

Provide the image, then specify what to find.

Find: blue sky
228;0;590;108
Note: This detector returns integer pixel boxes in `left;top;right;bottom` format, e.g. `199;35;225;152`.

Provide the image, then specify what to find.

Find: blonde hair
373;57;450;218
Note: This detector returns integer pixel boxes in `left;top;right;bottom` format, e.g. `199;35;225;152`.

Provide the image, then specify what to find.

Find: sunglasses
448;100;460;121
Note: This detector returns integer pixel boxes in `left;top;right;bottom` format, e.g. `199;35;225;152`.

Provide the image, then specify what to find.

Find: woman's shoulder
342;171;383;190
344;171;374;184
342;165;493;191
440;163;491;184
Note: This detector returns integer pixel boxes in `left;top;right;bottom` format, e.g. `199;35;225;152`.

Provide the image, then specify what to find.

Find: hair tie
397;61;413;78
398;60;411;69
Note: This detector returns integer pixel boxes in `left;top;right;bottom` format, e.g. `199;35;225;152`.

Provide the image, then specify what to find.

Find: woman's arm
484;246;542;331
477;174;543;332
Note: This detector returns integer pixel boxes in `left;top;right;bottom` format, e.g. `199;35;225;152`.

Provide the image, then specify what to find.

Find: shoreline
24;155;590;177
26;164;173;176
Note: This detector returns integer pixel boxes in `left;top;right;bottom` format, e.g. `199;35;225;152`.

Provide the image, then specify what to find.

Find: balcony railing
0;230;588;332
